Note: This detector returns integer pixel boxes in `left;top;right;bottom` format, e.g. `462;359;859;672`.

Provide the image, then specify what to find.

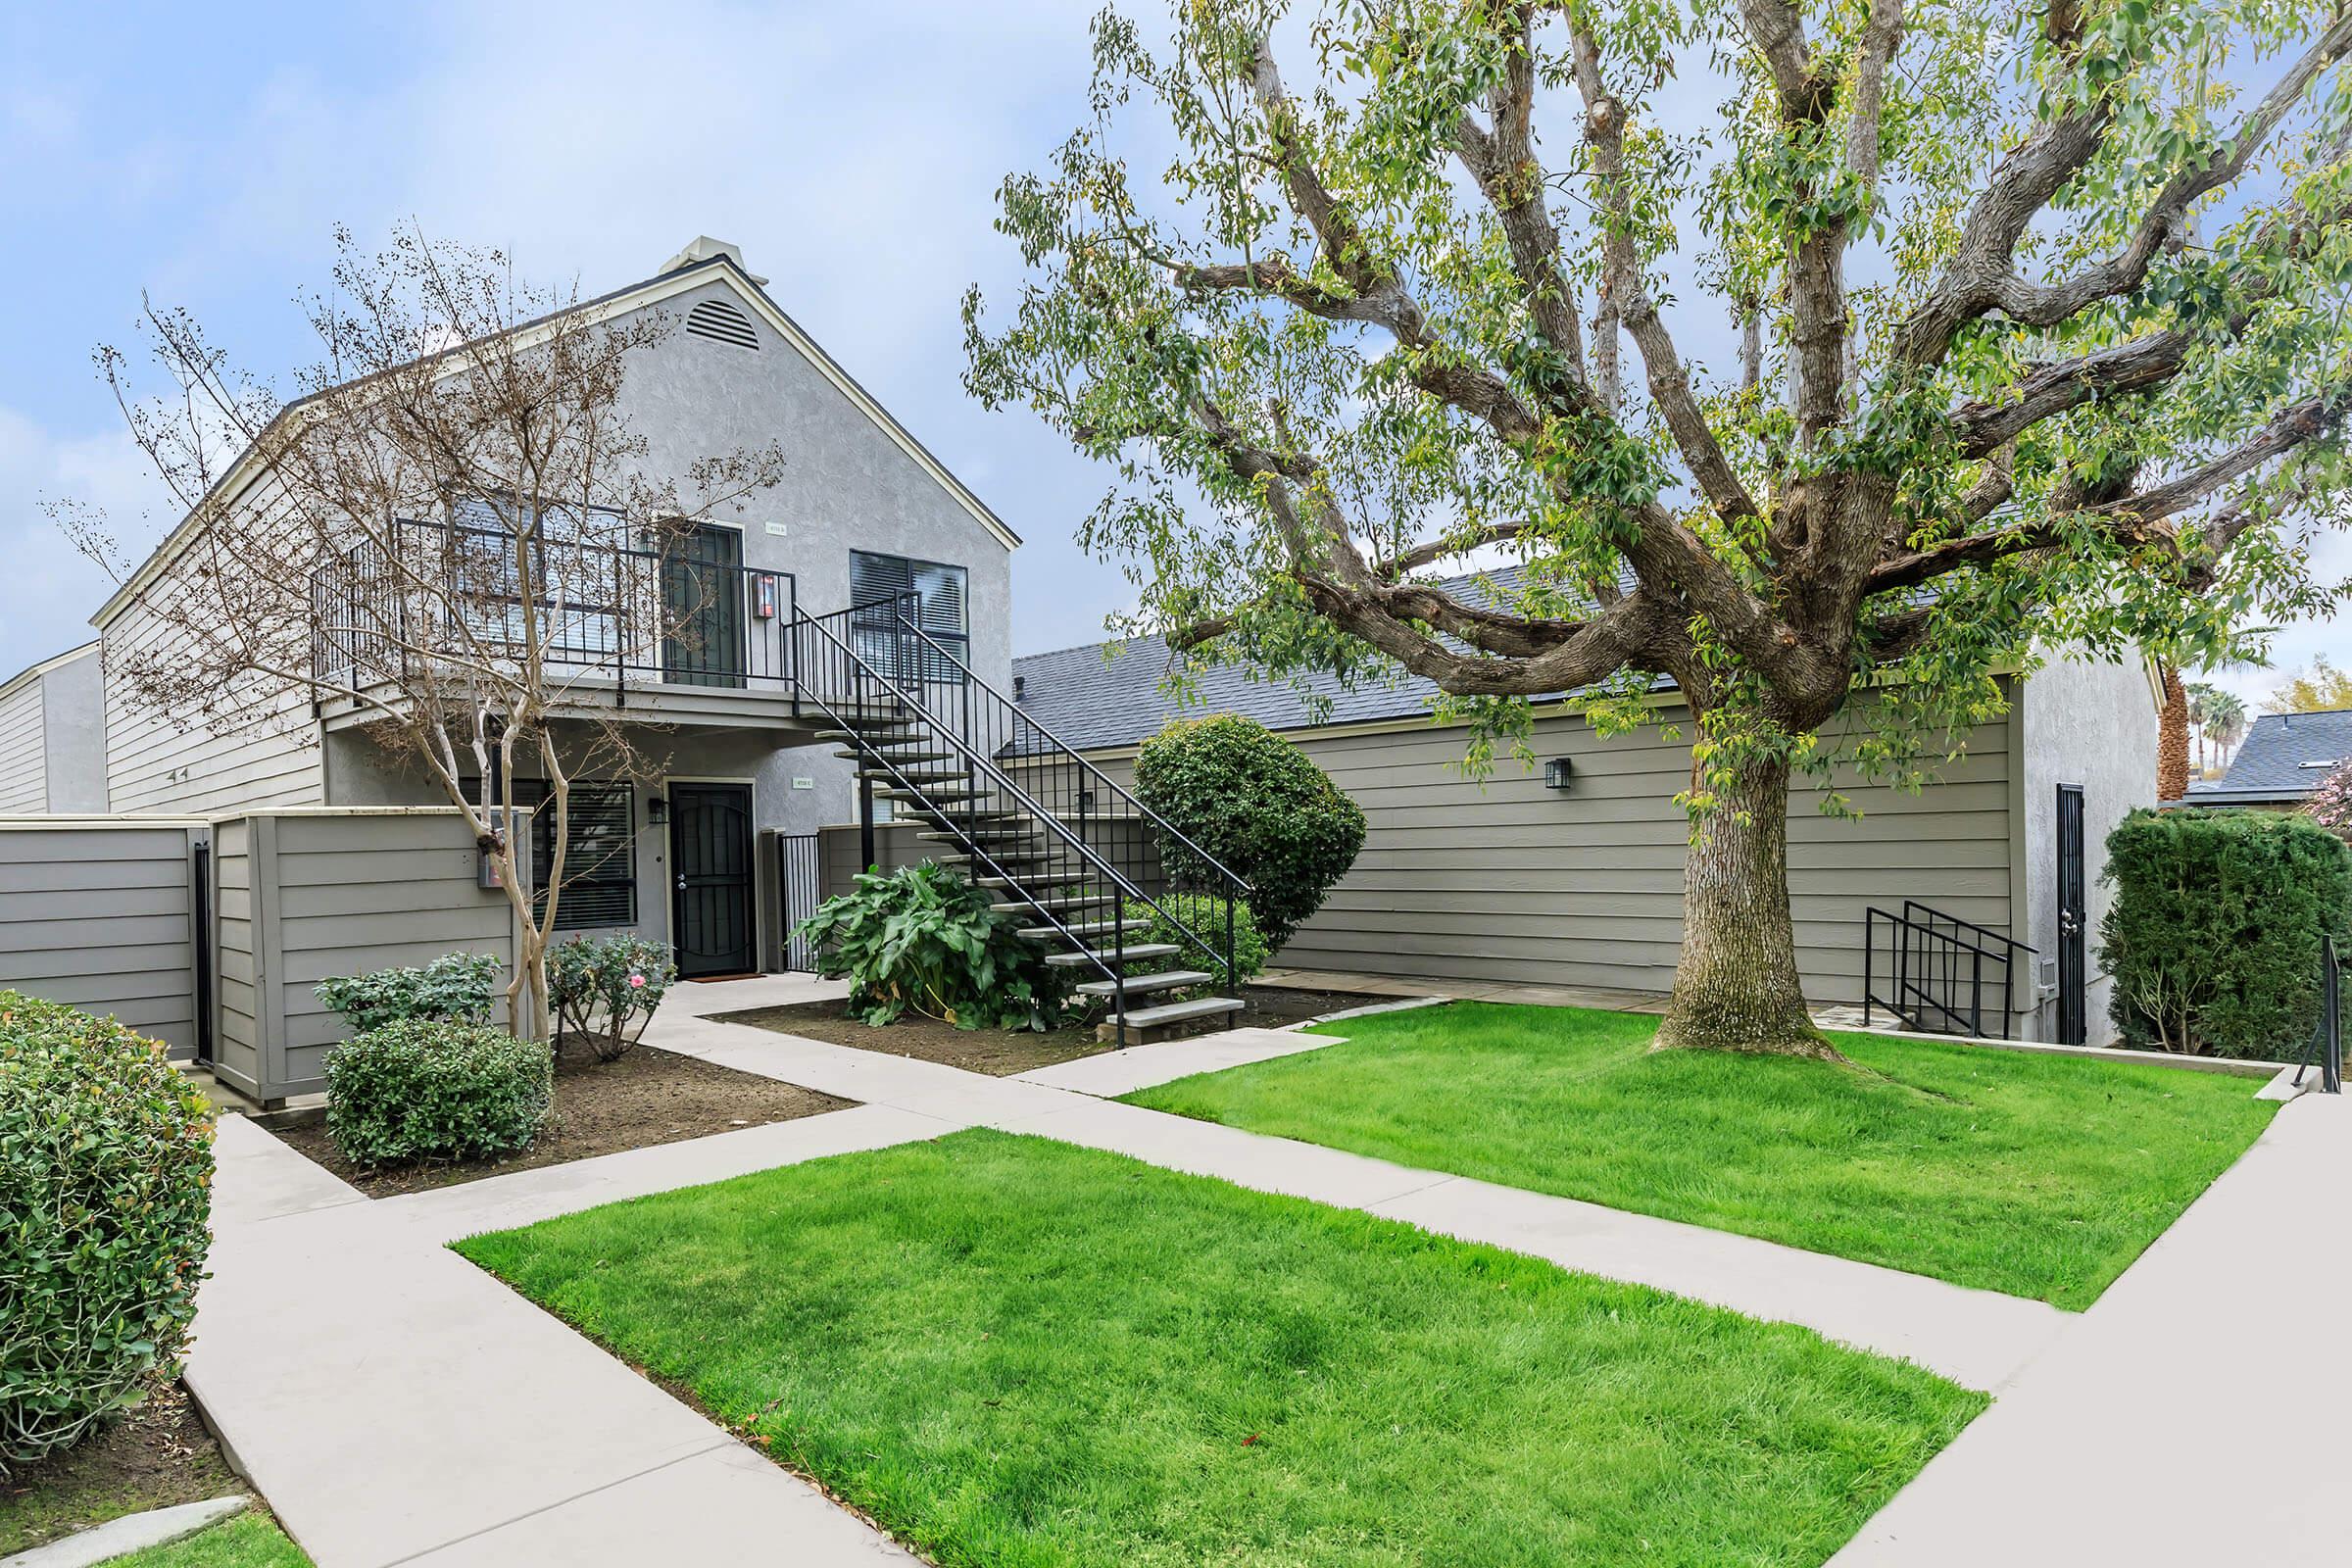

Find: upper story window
850;551;967;683
443;494;628;660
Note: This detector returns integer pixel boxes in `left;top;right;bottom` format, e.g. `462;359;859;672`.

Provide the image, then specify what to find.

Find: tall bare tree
966;0;2352;1055
59;228;785;1036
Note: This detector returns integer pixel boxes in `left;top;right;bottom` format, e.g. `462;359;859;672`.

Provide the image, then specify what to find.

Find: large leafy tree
966;0;2352;1055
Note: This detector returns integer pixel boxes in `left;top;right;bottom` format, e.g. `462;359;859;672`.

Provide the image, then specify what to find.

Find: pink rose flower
628;972;646;988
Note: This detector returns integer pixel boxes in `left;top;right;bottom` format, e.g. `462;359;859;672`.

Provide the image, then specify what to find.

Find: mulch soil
262;1040;853;1198
714;984;1396;1077
0;1382;244;1555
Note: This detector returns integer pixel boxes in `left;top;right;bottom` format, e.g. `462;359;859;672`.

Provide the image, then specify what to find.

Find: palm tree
2185;682;2218;774
2203;689;2249;774
2159;665;2190;802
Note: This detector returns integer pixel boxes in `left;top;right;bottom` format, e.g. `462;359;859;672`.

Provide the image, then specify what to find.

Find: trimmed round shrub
1133;714;1367;947
324;1020;552;1167
1;992;215;1474
2101;808;2352;1056
1121;894;1270;984
315;951;501;1033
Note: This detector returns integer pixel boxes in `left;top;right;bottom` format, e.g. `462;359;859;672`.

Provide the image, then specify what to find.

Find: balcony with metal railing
308;516;827;729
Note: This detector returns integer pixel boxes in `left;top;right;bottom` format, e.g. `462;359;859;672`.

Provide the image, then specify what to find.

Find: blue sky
2;0;2340;711
0;0;1130;676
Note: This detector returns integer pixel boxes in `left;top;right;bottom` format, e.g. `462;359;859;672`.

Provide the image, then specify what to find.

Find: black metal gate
2056;783;2087;1046
773;832;822;972
191;838;214;1066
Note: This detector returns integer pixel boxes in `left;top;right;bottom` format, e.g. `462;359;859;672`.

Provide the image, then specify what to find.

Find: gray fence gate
0;818;209;1059
2;808;524;1104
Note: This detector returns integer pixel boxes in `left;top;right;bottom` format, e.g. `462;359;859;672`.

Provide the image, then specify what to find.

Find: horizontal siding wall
1046;698;2015;1006
104;589;322;814
1282;707;2013;1002
240;810;523;1098
0;822;200;1054
816;820;930;901
0;681;43;812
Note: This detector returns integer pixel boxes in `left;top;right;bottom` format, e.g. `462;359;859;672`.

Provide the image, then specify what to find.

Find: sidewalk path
185;976;2305;1566
1829;1090;2352;1567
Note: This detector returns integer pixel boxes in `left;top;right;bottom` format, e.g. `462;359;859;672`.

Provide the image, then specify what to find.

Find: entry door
661;524;746;687
2055;783;2087;1046
671;783;755;978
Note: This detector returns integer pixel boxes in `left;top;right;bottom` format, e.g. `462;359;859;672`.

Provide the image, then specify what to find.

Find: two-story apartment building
35;238;1021;979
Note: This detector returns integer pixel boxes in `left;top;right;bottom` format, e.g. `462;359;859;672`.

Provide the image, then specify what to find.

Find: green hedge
324;1019;552;1167
2100;808;2352;1057
1121;894;1270;986
1;993;215;1474
1134;715;1366;947
315;951;502;1033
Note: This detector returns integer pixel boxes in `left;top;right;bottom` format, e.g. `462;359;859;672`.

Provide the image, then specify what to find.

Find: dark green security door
669;783;755;977
661;523;746;686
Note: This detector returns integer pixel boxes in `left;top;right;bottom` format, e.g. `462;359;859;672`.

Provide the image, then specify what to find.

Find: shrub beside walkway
178;975;2339;1566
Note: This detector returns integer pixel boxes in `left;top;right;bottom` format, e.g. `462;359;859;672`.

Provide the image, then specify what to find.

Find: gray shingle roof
1011;564;1648;753
1013;634;1445;753
2211;708;2352;800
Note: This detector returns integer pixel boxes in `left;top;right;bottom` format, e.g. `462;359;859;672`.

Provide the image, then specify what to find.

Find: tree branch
1567;16;1765;528
1992;10;2352;327
1869;377;2350;591
1900;9;2352;367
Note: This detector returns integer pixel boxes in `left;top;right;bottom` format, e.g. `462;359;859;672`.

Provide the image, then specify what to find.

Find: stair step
1046;943;1179;967
877;786;989;804
1016;916;1140;942
1101;995;1243;1030
815;725;920;743
995;893;1118;916
833;748;956;765
1077;969;1211;998
914;832;1048;858
978;872;1098;890
862;767;973;787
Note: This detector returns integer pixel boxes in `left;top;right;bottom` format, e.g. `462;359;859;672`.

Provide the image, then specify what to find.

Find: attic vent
684;298;760;349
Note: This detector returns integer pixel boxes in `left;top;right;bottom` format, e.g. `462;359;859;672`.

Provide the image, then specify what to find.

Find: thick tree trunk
1653;751;1843;1058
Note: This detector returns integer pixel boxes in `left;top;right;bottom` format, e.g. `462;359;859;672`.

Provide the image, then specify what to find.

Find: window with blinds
477;779;639;930
442;494;628;660
849;551;968;683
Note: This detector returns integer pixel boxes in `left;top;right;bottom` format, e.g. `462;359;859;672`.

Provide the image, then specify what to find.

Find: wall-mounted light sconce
646;794;669;825
1543;758;1575;793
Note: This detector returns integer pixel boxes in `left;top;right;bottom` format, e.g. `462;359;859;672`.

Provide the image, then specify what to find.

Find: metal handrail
309;516;799;692
2295;935;2344;1095
786;603;1150;1037
1863;902;2035;1041
1902;899;2034;962
869;603;1253;903
789;599;1248;1001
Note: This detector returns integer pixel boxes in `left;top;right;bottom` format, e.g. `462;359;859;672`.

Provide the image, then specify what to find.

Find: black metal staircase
790;596;1251;1046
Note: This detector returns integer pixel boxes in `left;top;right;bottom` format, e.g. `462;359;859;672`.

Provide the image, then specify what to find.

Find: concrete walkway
182;974;2329;1566
1829;1089;2352;1567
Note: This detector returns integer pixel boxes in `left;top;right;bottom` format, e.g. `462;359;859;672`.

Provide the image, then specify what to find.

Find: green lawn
460;1131;1982;1568
1126;1003;2277;1309
118;1515;312;1567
